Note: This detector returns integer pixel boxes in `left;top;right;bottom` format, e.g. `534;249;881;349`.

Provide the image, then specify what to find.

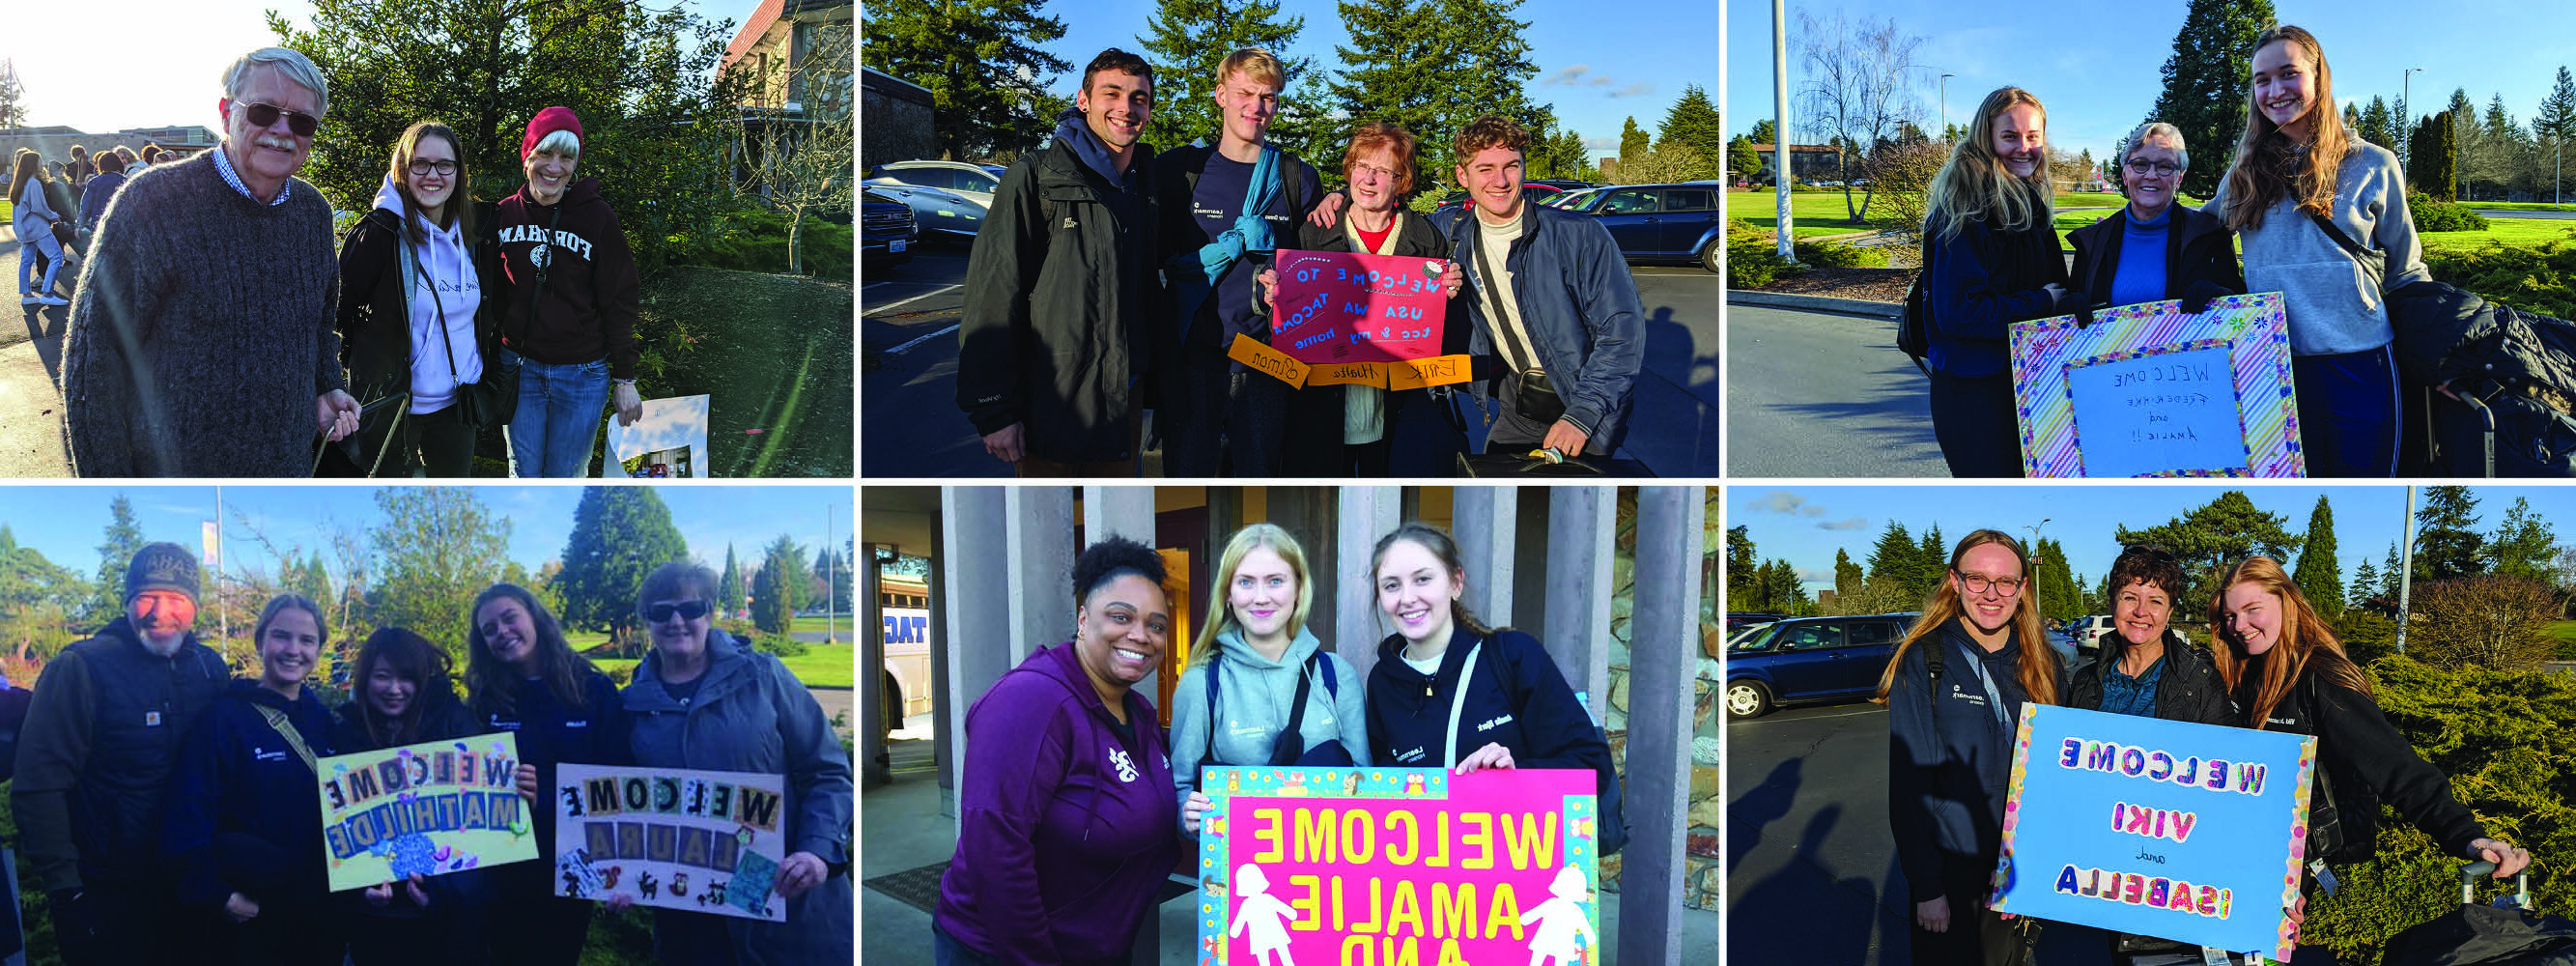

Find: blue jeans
18;231;66;297
503;350;609;477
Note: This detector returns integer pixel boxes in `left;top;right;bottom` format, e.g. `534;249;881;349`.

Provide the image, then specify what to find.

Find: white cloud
1746;492;1824;516
1820;517;1870;531
1610;82;1656;99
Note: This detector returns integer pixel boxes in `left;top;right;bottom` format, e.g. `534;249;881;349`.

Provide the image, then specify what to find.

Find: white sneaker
33;294;68;307
18;294;40;305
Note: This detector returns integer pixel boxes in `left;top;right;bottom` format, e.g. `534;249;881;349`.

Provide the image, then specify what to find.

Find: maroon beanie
522;106;584;160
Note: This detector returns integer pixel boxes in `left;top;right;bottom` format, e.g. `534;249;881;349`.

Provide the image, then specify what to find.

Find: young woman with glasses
464;583;630;966
621;561;852;964
2206;25;2424;477
332;121;499;476
2068;123;2245;316
1875;529;2063;965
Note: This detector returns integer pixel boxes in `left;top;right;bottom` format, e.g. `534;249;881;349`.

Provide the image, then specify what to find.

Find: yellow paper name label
1230;334;1312;387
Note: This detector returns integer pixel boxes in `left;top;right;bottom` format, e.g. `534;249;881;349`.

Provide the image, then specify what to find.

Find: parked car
1554;182;1724;273
1527;179;1600;191
1724;612;1917;719
1541;186;1605;210
2071;614;2116;654
1726;611;1791;634
866;159;1001;207
862;181;984;244
1431;183;1564;215
862;187;917;268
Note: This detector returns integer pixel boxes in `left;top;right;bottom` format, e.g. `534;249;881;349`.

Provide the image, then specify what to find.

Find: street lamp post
1772;0;1795;264
2402;68;2422;169
1940;73;1954;138
2024;518;2052;620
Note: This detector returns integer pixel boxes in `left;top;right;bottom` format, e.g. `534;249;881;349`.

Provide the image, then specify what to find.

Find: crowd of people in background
9;542;853;966
19;44;646;478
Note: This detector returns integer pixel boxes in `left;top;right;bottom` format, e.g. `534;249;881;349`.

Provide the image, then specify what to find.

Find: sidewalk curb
1725;290;1901;319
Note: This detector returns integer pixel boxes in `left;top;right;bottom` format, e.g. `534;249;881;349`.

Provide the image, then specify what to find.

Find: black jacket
1922;194;2078;379
1365;626;1613;796
1884;618;2052;900
2237;654;2487;865
2066;630;2234;725
11;618;230;892
162;681;337;913
476;670;630;853
955;129;1160;464
2066;204;2245;309
334;199;504;468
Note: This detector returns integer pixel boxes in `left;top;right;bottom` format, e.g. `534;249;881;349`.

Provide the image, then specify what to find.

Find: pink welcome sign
1269;249;1453;364
1196;766;1600;966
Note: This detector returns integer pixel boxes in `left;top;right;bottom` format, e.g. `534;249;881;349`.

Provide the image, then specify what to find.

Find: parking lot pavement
1726;300;1947;477
863;253;1721;477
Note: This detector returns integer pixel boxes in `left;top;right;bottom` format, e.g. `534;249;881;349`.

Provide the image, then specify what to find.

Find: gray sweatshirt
1169;627;1372;836
2204;141;2428;355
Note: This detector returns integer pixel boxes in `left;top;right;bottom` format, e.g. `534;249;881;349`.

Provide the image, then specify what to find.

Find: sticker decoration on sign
553;763;792;922
318;732;538;892
1989;704;2316;961
2008;292;2304;477
1197;766;1600;966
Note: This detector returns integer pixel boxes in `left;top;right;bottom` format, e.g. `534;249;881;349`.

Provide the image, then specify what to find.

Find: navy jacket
1432;204;1646;450
1884;619;2050;901
1364;627;1612;791
329;679;491;924
476;669;630;855
162;681;337;913
1923;194;2078;379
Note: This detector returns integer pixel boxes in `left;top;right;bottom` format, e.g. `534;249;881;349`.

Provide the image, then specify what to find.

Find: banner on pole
318;732;537;891
552;763;793;922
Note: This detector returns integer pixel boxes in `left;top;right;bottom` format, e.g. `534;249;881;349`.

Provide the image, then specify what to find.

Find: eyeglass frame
645;600;712;623
1952;569;2025;596
2121;157;2183;177
406;158;459;176
236;101;321;137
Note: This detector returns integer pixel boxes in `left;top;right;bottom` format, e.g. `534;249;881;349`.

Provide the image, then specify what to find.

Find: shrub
2411;191;2491;233
1725;224;1805;289
1794;238;1882;269
2423;235;2576;320
753;632;811;659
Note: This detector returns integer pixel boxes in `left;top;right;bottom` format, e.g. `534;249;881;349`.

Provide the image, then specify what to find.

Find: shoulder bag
1469;223;1566;425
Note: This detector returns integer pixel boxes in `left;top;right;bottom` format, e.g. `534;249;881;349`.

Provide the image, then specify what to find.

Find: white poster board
602;394;711;478
552;763;792;921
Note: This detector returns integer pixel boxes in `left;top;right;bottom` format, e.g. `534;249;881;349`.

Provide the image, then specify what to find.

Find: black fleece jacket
1364;626;1612;793
2236;654;2487;864
2066;630;2235;725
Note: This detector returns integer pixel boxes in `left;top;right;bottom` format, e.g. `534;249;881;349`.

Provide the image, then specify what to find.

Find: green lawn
576;630;855;689
2421;217;2576;257
2467;201;2576;213
1728;187;2205;247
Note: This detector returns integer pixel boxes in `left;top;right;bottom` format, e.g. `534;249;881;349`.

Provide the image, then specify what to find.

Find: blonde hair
1194;524;1314;668
1875;528;2060;707
2220;25;2352;233
2207;555;2373;728
1215;47;1286;92
1924;87;2054;245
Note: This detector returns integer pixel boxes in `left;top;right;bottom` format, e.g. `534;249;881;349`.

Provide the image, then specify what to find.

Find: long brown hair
2220;25;2352;232
1924;87;2053;244
388;121;474;244
2207;555;2373;728
465;583;599;719
353;627;452;746
1875;528;2060;706
1370;523;1496;639
8;150;49;210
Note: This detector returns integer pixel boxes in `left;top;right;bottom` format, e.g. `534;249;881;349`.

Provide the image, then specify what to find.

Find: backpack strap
255;703;319;776
1441;639;1485;770
1269;652;1320;766
1196;659;1221;791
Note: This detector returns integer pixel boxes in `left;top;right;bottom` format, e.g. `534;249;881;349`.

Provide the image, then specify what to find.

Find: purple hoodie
935;643;1181;965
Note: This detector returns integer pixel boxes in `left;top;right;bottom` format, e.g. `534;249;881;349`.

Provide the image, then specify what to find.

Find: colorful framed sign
1196;766;1600;966
1990;704;2317;961
319;732;537;892
552;763;793;922
2008;292;2305;477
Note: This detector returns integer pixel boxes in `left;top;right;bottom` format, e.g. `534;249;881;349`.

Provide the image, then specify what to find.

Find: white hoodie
371;177;484;413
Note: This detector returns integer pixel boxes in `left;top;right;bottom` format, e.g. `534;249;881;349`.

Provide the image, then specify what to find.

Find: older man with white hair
60;45;360;476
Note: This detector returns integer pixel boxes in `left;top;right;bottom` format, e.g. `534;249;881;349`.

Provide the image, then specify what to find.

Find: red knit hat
522;106;584;160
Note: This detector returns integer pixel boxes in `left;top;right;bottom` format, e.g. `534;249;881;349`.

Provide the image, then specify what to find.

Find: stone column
857;549;887;786
1335;487;1401;684
1543;486;1618;704
1619;486;1706;966
1083;485;1160;708
1452;486;1517;629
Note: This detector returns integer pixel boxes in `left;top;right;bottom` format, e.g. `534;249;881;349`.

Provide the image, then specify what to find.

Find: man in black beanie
13;541;232;965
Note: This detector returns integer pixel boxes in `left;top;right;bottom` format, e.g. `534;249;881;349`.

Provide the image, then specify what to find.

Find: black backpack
1483;638;1630;856
1190;651;1354;791
1899;229;1936;376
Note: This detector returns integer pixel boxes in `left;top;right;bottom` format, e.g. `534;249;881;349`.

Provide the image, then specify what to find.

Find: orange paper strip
1228;334;1311;387
1388;355;1475;390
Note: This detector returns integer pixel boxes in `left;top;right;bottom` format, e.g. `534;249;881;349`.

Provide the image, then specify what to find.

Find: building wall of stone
862;85;937;168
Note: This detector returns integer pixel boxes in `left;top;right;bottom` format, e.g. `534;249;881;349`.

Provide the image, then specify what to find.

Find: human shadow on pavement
1733;804;1905;965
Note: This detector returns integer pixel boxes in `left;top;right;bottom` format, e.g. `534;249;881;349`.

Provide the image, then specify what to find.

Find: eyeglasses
407;159;458;176
646;600;711;623
2123;158;2183;177
238;101;320;137
1955;571;2024;596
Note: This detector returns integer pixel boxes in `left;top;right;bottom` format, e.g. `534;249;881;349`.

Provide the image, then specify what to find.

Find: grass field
2421;217;2576;257
2470;201;2576;212
574;620;857;689
1729;187;2209;246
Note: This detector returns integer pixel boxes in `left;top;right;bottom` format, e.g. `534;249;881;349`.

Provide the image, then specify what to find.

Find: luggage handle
2459;860;2531;909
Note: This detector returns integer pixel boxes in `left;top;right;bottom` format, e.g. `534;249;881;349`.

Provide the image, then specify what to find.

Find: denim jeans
18;231;66;297
502;349;609;477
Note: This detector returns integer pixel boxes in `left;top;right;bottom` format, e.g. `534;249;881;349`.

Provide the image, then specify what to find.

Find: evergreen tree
720;545;745;617
1833;548;1862;603
2489;497;2559;584
2382;542;2404;602
2145;0;2274;197
552;488;691;647
2293;496;2343;620
2414;486;2484;582
1866;522;1914;583
1327;0;1545;190
2350;559;2381;611
1657;84;1724;179
2031;537;2082;624
2537;67;2576;202
1729;135;1763;179
1135;0;1318;159
1620;116;1651;165
89;495;148;626
2448;89;2477;199
1915;525;1948;603
2114;491;2299;618
2360;96;2395;150
752;535;809;634
862;0;1071;160
2411;111;2460;202
0;60;25;130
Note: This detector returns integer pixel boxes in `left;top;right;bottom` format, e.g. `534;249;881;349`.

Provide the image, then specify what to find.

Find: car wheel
1725;680;1772;719
1700;237;1722;274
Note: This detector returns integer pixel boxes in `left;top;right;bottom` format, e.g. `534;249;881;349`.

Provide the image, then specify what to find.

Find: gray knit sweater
2204;141;2430;356
61;149;345;476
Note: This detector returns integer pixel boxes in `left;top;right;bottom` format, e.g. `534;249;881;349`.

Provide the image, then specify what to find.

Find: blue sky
1729;484;2576;595
0;486;853;588
1020;0;1719;163
1726;0;2576;166
6;0;754;132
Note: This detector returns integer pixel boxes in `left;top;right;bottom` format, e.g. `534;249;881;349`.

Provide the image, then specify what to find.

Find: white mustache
255;135;297;152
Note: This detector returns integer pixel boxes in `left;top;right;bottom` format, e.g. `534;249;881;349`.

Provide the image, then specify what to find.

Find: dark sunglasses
647;600;711;623
239;101;320;137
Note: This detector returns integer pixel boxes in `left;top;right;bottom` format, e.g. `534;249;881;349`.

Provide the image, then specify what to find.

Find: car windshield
1728;623;1779;649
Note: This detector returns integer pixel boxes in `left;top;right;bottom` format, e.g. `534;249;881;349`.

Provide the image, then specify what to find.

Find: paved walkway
0;242;75;476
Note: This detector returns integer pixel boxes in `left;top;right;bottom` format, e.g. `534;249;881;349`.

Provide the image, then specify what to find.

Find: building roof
723;0;851;70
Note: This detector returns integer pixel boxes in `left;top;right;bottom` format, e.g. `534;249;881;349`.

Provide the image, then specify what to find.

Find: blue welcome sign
1988;704;2316;961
